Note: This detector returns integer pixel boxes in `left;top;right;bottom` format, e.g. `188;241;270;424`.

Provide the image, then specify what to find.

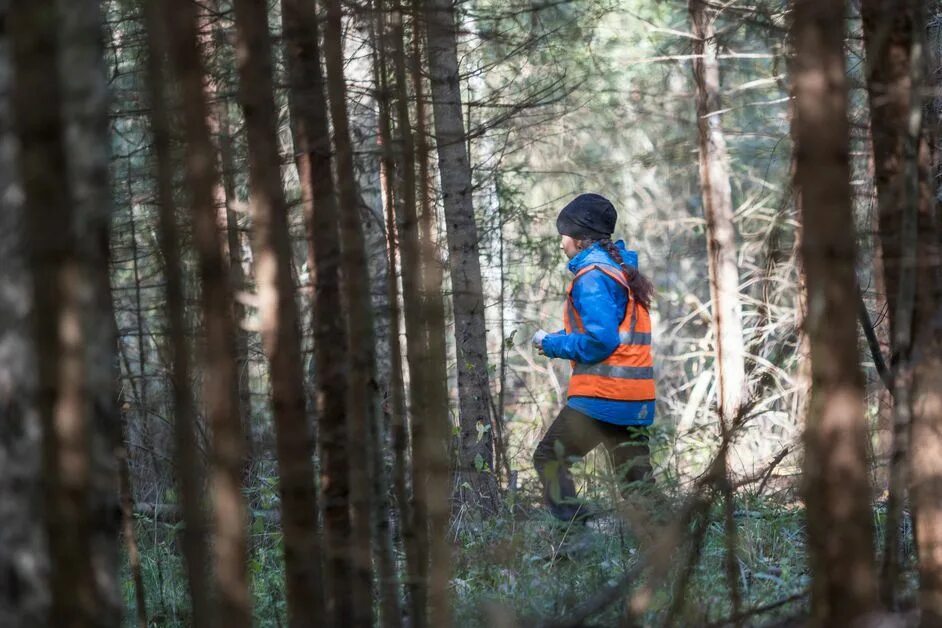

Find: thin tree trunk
423;0;499;514
689;3;743;619
141;2;212;624
10;1;99;624
689;0;746;425
411;5;452;623
279;0;354;623
230;1;324;624
322;0;382;623
388;3;430;625
199;4;255;472
164;0;252;623
370;3;406;625
118;417;148;628
0;4;49;620
792;0;879;623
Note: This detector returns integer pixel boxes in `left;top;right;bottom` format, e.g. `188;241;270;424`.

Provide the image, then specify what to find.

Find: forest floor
121;473;915;626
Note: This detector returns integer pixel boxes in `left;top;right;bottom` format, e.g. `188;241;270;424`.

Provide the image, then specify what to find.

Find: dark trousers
533;405;652;521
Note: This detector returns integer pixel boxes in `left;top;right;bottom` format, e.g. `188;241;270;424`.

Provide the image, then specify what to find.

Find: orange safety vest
563;265;655;402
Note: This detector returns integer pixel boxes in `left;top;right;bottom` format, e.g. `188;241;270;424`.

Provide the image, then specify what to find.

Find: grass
120;464;915;626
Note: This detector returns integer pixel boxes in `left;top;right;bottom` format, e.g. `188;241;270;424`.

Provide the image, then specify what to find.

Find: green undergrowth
120;483;917;626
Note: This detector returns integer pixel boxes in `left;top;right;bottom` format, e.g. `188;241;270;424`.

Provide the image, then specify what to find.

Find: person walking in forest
532;193;656;523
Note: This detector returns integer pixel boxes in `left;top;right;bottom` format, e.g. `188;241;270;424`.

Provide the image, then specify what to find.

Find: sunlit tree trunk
141;2;212;623
423;0;499;515
689;0;745;425
322;0;381;622
792;0;879;623
164;0;252;623
10;1;104;624
198;4;255;471
230;1;325;624
0;5;49;620
280;0;354;622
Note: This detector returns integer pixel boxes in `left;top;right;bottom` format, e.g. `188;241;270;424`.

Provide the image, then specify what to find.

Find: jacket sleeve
541;270;625;363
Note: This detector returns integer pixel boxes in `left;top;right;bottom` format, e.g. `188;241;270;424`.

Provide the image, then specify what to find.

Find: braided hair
577;237;654;310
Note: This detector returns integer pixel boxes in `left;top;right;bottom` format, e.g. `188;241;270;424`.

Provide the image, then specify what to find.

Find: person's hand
531;329;548;355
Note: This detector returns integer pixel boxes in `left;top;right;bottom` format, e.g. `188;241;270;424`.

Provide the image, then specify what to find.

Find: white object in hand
531;329;548;349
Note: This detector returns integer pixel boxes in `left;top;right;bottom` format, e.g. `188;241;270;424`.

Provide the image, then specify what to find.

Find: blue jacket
542;241;656;426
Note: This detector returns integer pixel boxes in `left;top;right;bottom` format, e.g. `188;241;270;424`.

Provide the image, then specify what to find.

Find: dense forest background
1;0;941;625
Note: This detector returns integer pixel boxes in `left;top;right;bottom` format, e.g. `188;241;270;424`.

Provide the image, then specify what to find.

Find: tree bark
0;4;49;620
423;0;500;514
689;0;746;426
230;1;325;625
896;5;942;623
369;3;406;625
58;1;124;622
861;0;920;608
322;0;384;623
792;0;879;623
279;0;354;623
141;2;212;624
164;0;252;623
388;3;432;625
10;1;103;624
412;5;453;624
198;5;255;471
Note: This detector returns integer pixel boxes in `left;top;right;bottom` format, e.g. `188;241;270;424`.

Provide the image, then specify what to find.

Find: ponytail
578;237;654;310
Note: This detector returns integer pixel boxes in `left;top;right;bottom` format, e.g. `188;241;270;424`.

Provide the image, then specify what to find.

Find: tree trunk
388;3;432;625
322;0;384;623
230;1;325;625
369;3;406;625
10;1;102;624
58;1;124;622
861;0;920;608
897;5;942;623
689;0;746;425
423;0;499;514
198;5;255;471
164;0;252;623
141;2;212;624
279;0;354;623
0;4;49;621
412;4;453;624
792;0;879;623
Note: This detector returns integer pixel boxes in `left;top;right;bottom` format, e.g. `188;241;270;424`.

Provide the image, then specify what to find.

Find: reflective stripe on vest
564;264;655;402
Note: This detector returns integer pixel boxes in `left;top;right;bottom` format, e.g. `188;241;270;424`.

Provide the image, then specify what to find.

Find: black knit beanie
555;193;617;240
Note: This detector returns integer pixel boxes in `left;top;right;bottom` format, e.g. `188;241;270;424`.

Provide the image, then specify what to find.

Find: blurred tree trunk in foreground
0;1;48;621
861;0;920;608
10;0;119;624
412;3;455;625
896;4;942;623
792;0;878;623
165;0;252;623
279;0;354;623
59;0;123;618
423;0;500;516
231;0;325;625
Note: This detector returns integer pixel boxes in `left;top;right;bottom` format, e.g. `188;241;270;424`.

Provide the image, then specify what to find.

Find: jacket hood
567;240;638;275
